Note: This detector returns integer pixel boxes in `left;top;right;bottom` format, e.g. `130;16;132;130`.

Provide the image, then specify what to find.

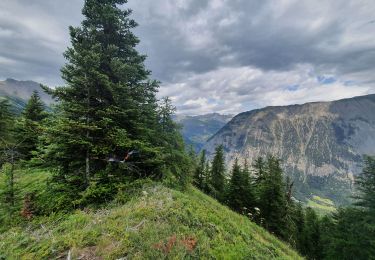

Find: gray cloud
0;0;374;114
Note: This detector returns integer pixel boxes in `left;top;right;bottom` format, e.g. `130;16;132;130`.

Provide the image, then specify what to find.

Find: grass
306;195;336;215
0;168;302;259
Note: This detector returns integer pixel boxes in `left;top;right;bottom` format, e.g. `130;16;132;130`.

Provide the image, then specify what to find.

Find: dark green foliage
0;99;12;143
193;149;207;190
209;145;226;201
300;207;322;260
253;157;266;185
36;0;190;211
257;156;288;238
355;155;375;213
42;0;161;186
321;208;375;260
227;159;256;215
22;91;46;122
227;158;243;212
241;160;256;214
318;156;375;260
157;97;191;189
15;91;47;160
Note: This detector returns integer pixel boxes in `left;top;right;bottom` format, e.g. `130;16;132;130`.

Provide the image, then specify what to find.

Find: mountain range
0;78;52;112
203;94;375;205
2;78;374;205
174;113;233;151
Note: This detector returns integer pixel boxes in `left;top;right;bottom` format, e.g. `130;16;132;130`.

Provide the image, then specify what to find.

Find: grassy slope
306;195;336;216
0;170;301;259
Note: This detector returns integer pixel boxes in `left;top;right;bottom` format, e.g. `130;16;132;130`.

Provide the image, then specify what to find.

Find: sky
0;0;375;115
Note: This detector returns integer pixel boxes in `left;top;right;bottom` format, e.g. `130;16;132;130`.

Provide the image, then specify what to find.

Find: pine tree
41;0;166;199
157;97;191;188
242;159;256;215
194;150;206;190
294;203;305;252
203;160;211;194
253;156;266;186
16;91;47;160
0;99;12;144
257;156;288;238
301;207;322;260
0;101;18;223
226;158;256;215
323;207;374;260
319;157;375;259
209;145;226;201
355;155;375;213
23;91;46;122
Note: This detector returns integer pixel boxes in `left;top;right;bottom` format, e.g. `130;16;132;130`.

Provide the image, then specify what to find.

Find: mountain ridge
203;93;375;204
0;78;53;107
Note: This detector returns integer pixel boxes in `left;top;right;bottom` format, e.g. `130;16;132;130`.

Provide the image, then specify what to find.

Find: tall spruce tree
0;99;12;144
257;156;288;238
23;91;46;122
253;156;266;186
209;145;226;201
242;159;256;215
194;150;207;190
41;0;167;203
355;155;375;213
227;158;243;211
301;207;322;260
16;91;46;159
0;99;18;223
157;97;190;188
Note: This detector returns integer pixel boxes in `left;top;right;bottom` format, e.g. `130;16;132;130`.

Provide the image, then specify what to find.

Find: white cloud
161;64;372;115
0;0;374;115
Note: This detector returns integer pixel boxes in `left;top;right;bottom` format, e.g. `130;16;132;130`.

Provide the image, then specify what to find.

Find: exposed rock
203;94;375;204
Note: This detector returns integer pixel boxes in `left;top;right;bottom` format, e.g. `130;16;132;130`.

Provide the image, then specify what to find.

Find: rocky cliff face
203;94;375;204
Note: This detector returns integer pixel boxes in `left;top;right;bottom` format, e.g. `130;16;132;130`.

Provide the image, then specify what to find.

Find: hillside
175;113;233;151
0;170;300;259
203;94;375;205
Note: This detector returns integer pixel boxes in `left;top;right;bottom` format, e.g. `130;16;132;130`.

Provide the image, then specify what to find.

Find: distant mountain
0;78;53;112
175;113;233;151
203;94;375;205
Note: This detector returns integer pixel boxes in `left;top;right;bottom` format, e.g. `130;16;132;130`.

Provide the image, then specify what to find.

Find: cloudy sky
1;0;375;115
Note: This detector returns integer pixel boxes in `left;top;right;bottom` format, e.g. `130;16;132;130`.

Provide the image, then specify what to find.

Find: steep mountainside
0;78;52;111
0;170;300;259
175;113;233;151
203;94;375;205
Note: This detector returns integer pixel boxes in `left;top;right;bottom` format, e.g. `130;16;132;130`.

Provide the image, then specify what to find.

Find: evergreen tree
0;100;19;223
301;207;322;260
257;156;288;238
23;91;46;122
209;145;226;201
355;155;375;213
157;97;191;188
242;159;256;215
16;91;47;159
253;156;266;186
323;207;374;260
318;157;375;259
203;159;211;194
39;0;184;208
193;149;206;190
294;203;305;252
0;99;12;144
227;158;243;211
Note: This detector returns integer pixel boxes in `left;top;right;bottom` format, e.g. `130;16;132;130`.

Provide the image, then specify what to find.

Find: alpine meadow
0;0;375;259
